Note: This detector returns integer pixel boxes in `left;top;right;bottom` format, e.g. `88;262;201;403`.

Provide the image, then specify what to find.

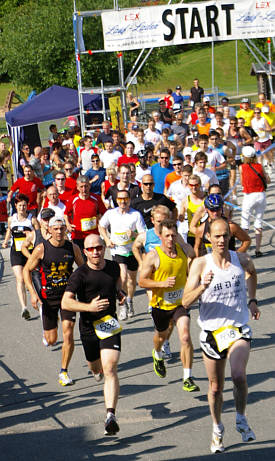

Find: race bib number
212;325;242;352
114;231;132;246
93;315;122;340
81;217;96;232
14;237;25;252
163;288;183;305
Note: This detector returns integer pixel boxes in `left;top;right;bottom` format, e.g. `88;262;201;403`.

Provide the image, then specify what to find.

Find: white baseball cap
242;146;256;158
48;217;66;227
203;96;210;102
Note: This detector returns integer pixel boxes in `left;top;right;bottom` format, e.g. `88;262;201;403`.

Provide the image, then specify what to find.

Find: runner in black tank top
23;217;84;386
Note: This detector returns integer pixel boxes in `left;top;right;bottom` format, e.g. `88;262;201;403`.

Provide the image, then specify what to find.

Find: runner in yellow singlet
179;174;204;247
139;219;200;392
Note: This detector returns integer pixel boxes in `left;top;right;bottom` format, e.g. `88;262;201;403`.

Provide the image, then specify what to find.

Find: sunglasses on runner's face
85;245;104;252
142;182;154;186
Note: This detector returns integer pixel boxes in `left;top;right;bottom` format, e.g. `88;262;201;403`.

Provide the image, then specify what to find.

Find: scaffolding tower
73;1;128;136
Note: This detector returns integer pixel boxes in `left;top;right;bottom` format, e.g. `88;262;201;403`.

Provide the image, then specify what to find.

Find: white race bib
163;288;183;305
212;325;242;352
81;217;96;232
14;237;25;252
93;315;122;340
113;231;132;246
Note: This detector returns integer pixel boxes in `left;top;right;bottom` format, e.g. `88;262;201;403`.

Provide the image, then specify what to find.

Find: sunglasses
160;156;169;160
85;245;104;252
142;182;154;186
65;168;73;171
173;163;182;166
56;177;65;181
117;197;130;201
92;159;99;162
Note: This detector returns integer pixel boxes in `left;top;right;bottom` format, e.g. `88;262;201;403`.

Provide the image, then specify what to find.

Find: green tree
0;0;179;91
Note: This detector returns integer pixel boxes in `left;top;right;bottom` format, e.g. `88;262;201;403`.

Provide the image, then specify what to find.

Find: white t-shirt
193;167;218;191
206;149;225;169
135;165;152;183
81;148;95;174
99;207;146;256
166;180;190;211
38;200;66;221
100;150;122;168
144;129;161;145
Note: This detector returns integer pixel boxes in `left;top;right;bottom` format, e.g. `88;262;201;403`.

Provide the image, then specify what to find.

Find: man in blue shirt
85;154;106;195
151;148;173;194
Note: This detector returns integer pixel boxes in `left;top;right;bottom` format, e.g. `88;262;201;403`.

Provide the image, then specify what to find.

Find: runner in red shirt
7;164;44;216
64;175;106;253
53;170;76;204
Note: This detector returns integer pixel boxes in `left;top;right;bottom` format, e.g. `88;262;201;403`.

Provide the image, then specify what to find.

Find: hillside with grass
138;41;258;96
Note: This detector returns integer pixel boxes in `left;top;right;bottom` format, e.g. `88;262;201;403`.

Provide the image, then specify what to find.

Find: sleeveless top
187;195;204;237
198;251;248;331
241;163;265;193
150;244;188;311
10;212;33;251
40;240;75;302
144;228;161;253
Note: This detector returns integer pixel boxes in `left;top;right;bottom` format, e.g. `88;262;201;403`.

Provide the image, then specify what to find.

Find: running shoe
161;340;172;359
104;413;120;436
42;336;49;347
127;299;135;318
147;305;152;314
236;417;256;442
210;426;225;453
152;349;166;378
93;371;104;382
21;308;31;320
255;251;263;258
182;377;200;392
58;371;74;386
118;303;127;321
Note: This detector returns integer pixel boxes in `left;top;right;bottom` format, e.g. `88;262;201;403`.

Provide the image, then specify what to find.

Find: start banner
102;0;275;51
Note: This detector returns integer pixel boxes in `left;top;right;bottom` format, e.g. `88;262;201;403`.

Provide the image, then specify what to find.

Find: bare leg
12;265;27;310
176;315;193;369
127;270;137;298
228;339;250;415
44;328;58;346
101;349;120;410
255;229;262;253
203;353;226;425
153;328;169;352
61;320;75;370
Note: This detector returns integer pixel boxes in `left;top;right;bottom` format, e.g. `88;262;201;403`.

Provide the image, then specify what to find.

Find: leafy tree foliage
0;0;179;91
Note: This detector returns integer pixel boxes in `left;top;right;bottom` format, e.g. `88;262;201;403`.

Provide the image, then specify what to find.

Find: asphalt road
1;184;275;461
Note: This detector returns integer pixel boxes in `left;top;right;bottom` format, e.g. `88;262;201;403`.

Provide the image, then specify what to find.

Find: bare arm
64;214;75;233
2;217;12;248
72;242;84;266
98;224;115;248
32;217;40;230
21;230;35;258
23;244;44;309
230;222;251;252
182;256;212;308
189;205;205;235
139;250;176;289
194;225;204;257
132;232;146;267
238;252;260;320
62;290;109;313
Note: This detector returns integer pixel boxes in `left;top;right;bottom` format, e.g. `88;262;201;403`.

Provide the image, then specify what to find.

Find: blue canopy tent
5;85;105;179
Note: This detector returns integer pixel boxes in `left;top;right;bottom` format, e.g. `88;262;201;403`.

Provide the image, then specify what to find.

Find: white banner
102;0;275;51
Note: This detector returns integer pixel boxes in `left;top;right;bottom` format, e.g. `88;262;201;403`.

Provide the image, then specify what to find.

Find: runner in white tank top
182;218;260;453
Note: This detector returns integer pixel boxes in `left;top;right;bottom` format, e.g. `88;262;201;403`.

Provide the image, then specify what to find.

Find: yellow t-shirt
187;195;204;237
236;109;254;127
150;244;188;311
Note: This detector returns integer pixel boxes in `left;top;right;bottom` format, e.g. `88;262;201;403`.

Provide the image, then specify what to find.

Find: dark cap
41;208;55;220
241;97;250;104
221;97;229;103
176;85;181;90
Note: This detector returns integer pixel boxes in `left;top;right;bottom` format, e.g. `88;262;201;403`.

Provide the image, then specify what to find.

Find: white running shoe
210;426;225;453
127;299;134;318
42;336;49;347
161;340;172;359
104;412;120;436
118;303;127;321
236;417;256;442
58;371;74;386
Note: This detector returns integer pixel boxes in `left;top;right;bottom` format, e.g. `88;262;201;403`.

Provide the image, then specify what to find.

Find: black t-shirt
105;183;140;208
65;260;120;335
190;86;204;103
131;193;176;229
96;132;113;146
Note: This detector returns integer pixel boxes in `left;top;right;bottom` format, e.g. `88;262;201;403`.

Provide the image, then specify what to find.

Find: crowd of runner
0;82;274;450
